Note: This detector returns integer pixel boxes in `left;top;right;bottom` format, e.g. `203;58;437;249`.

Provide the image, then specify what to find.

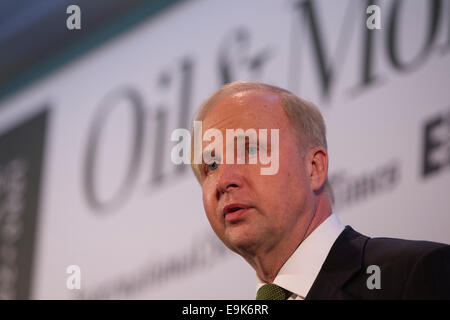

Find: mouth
223;203;252;222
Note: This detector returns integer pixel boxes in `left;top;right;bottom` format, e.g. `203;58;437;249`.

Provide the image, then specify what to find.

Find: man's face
199;90;315;256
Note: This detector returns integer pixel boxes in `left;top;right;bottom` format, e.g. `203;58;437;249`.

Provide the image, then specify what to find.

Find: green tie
256;283;291;300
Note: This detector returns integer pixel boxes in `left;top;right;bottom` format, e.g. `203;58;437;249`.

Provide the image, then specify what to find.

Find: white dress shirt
256;213;345;300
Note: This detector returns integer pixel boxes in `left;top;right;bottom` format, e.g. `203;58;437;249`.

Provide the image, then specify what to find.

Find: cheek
268;151;309;206
280;144;308;185
202;181;217;218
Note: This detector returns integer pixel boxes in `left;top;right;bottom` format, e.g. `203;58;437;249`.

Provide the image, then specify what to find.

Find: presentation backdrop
0;0;449;299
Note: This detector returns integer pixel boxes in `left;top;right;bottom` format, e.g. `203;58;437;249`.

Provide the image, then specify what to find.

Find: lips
223;203;251;221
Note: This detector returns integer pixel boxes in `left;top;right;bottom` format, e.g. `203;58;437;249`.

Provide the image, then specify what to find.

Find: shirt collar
256;213;345;299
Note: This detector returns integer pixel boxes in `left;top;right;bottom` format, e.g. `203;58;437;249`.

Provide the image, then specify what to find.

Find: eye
206;161;219;172
247;145;258;155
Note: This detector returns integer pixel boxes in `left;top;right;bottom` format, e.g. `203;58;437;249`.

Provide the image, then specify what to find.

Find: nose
216;163;244;197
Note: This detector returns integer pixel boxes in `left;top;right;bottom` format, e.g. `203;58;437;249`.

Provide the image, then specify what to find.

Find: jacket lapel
305;226;370;299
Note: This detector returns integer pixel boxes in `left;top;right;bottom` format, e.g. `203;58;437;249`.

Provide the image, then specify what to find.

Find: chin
225;229;262;254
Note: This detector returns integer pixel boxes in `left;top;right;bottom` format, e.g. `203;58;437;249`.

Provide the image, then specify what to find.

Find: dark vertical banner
0;109;49;299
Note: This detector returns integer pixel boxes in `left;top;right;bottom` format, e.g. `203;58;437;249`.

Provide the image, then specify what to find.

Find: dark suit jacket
306;226;450;299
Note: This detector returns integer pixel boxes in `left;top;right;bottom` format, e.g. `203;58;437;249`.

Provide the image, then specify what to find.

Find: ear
305;146;328;192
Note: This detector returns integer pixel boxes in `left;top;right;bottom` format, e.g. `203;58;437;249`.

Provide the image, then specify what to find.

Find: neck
246;193;332;283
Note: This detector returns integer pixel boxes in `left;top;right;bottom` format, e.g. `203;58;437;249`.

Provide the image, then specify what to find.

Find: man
190;81;450;299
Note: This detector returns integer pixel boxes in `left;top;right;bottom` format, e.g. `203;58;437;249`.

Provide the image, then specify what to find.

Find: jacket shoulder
353;231;450;299
340;226;449;268
364;235;449;265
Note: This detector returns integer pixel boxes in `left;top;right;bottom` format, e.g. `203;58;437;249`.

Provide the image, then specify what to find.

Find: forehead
202;90;289;130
